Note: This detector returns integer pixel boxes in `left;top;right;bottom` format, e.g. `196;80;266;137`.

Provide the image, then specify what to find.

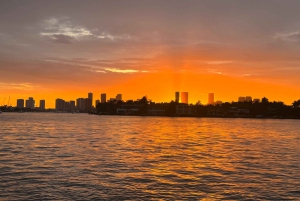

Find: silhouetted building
55;98;65;111
88;92;93;106
110;98;116;102
85;98;92;112
147;104;166;116
95;99;100;106
76;98;86;112
175;92;180;103
40;100;45;110
16;99;24;108
101;93;106;103
116;94;122;101
26;97;35;109
70;101;76;110
176;105;197;115
253;98;260;103
208;93;214;105
238;96;246;102
181;92;188;104
215;100;222;105
64;102;70;111
246;96;252;102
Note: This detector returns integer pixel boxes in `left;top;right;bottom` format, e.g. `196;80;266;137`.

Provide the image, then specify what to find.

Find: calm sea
0;113;299;200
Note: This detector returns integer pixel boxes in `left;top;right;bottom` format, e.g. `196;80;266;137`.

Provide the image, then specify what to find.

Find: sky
1;0;300;108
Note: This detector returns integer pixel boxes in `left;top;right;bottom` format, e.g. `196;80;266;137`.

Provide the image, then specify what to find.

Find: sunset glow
1;1;300;108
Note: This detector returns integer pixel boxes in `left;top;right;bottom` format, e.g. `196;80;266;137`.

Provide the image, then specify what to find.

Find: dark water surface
0;113;299;200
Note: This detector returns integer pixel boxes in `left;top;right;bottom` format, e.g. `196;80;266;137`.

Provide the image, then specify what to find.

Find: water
0;113;299;200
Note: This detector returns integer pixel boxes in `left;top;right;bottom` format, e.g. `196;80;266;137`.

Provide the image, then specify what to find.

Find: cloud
40;17;93;39
50;34;74;44
206;69;227;75
46;59;149;74
97;32;134;41
274;31;300;42
0;82;36;90
206;60;234;65
40;17;134;43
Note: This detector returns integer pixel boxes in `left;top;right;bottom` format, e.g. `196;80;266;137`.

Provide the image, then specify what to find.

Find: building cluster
175;92;188;104
207;93;260;105
55;92;122;112
9;91;268;114
16;97;45;110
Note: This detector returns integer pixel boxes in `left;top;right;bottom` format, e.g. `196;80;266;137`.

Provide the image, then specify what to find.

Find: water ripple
0;113;299;200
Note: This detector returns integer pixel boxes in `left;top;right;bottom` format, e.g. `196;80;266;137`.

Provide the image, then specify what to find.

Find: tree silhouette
292;99;300;108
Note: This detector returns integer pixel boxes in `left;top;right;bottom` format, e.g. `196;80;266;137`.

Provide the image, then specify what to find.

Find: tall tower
88;92;93;106
55;98;65;111
40;100;45;110
116;94;122;101
181;92;188;104
26;97;35;109
101;93;106;103
175;92;180;103
16;99;24;108
208;93;214;105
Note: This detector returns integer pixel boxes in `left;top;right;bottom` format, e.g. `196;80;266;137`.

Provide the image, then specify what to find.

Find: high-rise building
208;93;214;105
101;93;106;103
40;100;45;110
26;97;35;109
76;98;86;112
238;96;246;102
181;92;188;104
175;92;180;103
55;98;65;111
88;92;93;106
70;101;76;110
116;94;122;101
64;102;70;111
215;100;222;105
85;98;92;112
95;99;100;106
245;96;252;102
253;98;260;103
16;99;24;108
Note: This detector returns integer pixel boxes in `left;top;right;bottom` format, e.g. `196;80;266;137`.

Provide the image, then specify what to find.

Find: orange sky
1;1;300;108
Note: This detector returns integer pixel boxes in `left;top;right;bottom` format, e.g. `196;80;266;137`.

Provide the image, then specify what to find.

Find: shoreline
1;111;299;120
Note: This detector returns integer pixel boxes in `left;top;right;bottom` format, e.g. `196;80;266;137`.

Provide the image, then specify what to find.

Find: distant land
1;96;300;119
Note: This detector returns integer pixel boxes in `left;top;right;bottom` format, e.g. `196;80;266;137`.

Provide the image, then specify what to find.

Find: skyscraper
208;93;214;105
55;98;65;111
85;98;92;112
238;96;246;102
101;93;106;103
64;102;70;111
70;100;76;110
181;92;188;104
246;96;252;102
26;97;35;109
40;100;45;110
116;94;122;101
175;92;180;103
207;93;215;105
16;99;24;108
76;98;86;112
253;98;260;103
88;92;93;106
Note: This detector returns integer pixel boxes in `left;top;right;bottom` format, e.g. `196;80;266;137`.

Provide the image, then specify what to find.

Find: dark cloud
49;34;74;44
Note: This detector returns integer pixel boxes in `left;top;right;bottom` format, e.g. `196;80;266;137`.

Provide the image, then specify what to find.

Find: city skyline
2;91;287;110
1;1;300;108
